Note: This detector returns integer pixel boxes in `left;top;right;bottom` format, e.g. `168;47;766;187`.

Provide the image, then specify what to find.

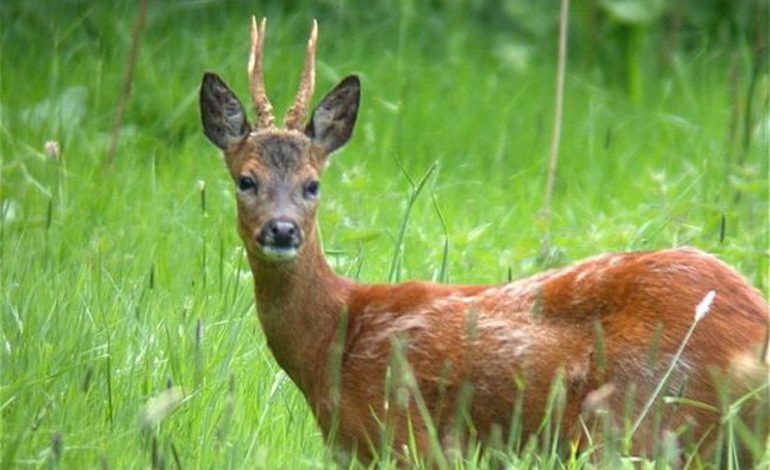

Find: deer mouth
257;243;299;261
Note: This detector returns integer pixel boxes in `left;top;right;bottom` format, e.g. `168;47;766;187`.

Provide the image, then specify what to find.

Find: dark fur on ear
200;72;250;150
305;75;360;155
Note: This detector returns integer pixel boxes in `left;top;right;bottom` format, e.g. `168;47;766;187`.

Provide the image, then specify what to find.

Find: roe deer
199;17;770;465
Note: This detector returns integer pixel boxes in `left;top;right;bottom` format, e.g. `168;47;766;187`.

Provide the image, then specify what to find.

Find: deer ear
305;75;360;155
200;72;250;150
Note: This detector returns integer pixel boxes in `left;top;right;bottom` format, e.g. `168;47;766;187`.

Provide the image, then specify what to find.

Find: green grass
1;1;768;468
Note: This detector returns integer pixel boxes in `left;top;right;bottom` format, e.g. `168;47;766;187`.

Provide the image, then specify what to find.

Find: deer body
200;18;769;463
251;243;767;460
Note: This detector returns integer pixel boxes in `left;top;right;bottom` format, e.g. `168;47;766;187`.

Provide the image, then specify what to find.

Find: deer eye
238;176;257;193
304;180;320;199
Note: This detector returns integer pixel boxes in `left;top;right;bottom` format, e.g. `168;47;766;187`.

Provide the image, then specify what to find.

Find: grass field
1;1;768;468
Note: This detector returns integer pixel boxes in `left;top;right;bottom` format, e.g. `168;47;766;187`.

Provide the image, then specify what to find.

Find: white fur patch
475;316;538;359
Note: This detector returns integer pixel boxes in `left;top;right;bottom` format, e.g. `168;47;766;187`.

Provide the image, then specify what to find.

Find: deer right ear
200;72;250;150
305;75;360;155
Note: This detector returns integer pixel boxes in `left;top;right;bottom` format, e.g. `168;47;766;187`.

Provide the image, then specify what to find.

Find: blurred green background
1;0;768;467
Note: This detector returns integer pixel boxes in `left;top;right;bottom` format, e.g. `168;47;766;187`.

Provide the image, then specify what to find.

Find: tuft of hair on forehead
242;130;319;176
260;135;303;171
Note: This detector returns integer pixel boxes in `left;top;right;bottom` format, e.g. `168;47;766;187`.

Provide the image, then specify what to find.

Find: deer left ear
200;72;250;150
305;75;360;155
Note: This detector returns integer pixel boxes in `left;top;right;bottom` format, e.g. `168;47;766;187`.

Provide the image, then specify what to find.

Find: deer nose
259;218;302;249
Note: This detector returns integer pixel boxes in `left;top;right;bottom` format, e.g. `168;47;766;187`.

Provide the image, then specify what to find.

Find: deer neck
247;231;350;399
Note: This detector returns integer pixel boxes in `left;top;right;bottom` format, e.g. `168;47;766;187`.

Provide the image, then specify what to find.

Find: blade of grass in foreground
388;160;437;283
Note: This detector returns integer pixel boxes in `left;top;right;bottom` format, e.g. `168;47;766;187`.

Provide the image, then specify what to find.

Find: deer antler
248;16;275;129
284;20;318;130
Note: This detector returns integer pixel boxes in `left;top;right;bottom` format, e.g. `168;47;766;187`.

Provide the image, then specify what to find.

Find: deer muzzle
256;217;302;261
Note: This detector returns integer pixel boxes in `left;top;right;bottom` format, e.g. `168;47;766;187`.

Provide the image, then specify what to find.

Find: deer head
200;17;360;263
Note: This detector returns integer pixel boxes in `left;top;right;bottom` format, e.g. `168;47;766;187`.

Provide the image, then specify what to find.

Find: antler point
310;19;318;44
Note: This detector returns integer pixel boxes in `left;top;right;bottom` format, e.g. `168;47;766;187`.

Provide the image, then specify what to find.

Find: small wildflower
44;140;60;162
138;386;184;430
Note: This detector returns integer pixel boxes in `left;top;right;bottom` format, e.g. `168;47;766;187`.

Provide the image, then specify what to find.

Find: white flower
44;140;60;162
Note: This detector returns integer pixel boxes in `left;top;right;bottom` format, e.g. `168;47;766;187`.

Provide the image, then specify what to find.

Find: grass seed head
694;290;717;322
139;386;185;430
